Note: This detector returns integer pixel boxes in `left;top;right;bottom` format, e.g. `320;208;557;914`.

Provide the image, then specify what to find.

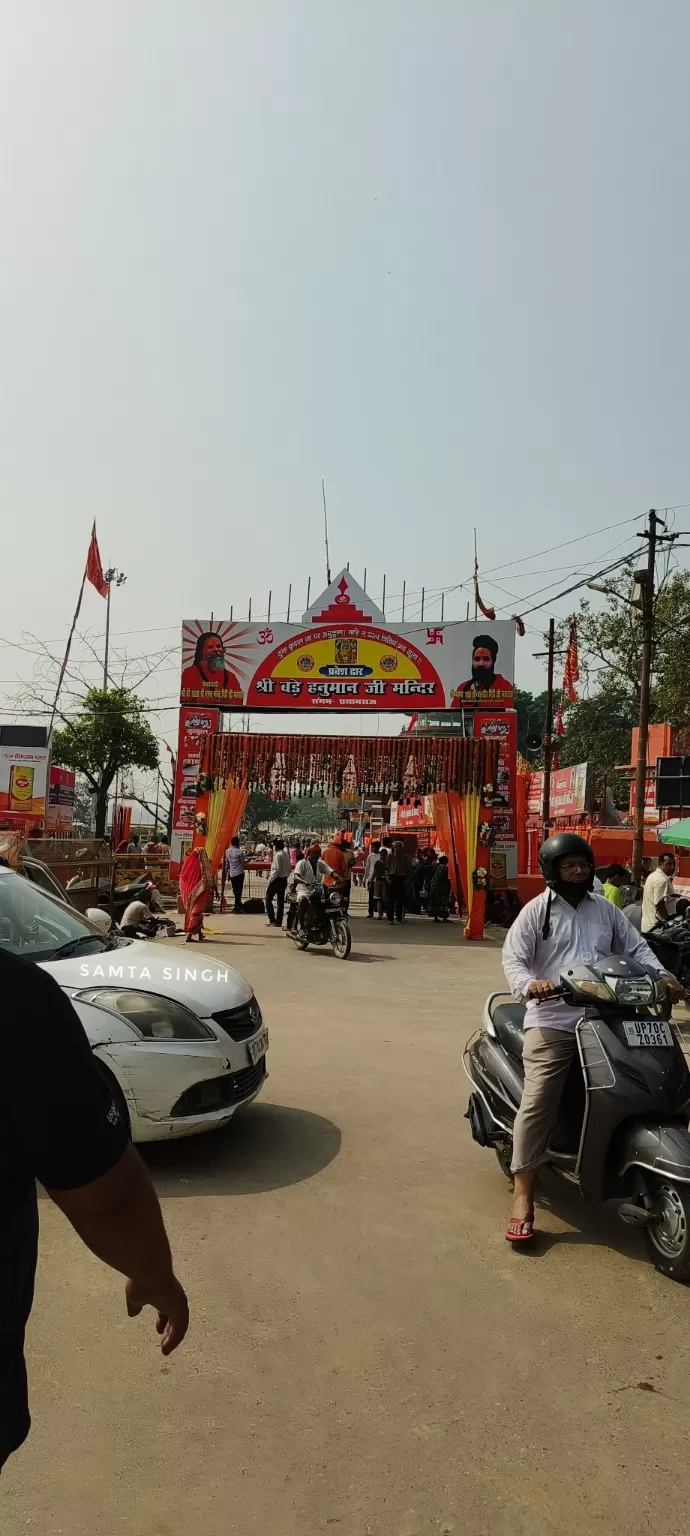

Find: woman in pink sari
179;848;214;942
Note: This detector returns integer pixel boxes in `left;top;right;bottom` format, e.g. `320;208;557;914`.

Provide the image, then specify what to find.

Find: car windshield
0;869;109;963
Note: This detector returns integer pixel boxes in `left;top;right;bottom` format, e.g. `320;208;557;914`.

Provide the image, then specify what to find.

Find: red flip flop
505;1214;535;1244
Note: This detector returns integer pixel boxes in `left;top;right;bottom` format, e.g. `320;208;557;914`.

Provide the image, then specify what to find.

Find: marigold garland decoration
201;731;498;801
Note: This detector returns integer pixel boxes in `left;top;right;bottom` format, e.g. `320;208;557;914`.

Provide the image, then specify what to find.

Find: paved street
4;912;690;1536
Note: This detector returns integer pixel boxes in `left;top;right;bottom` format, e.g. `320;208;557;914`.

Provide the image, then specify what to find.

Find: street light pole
103;567;127;688
631;511;659;886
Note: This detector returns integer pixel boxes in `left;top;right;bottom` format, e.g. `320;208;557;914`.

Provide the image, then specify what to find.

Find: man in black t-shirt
0;949;189;1471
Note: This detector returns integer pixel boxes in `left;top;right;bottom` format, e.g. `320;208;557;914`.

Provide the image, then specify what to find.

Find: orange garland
202;731;498;801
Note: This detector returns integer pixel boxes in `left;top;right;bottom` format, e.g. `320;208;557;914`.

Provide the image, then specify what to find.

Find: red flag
86;522;108;598
473;559;496;621
554;700;565;736
562;620;579;704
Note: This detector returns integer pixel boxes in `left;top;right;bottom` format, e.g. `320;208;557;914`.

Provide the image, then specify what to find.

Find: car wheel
92;1057;131;1139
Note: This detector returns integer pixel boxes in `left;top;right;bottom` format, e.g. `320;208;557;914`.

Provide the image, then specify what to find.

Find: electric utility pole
631;510;660;886
542;618;555;833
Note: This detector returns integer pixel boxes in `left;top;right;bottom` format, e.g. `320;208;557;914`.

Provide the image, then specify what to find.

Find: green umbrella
658;819;690;848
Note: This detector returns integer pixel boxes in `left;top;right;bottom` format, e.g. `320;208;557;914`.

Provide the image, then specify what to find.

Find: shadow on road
347;915;475;947
142;1102;342;1197
529;1171;650;1266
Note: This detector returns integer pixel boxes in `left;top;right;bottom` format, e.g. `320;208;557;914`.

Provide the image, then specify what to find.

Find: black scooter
285;882;352;960
464;955;690;1279
646;916;690;991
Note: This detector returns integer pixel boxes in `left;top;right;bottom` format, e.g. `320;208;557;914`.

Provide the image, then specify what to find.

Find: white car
0;866;268;1141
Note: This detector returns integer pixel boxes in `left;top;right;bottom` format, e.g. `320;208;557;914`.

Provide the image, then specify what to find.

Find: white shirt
592;874;603;894
121;900;152;927
224;846;245;878
502;889;664;1032
641;868;675;933
292;856;330;896
364;851;379;884
269;849;291;880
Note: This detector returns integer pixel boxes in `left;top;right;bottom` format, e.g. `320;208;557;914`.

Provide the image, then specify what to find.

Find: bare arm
48;1143;188;1355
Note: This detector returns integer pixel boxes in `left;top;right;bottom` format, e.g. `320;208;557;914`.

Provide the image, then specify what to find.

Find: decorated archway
192;730;499;939
172;568;519;938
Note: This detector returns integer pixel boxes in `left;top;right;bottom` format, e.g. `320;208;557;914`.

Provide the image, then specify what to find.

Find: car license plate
623;1020;674;1048
248;1027;269;1065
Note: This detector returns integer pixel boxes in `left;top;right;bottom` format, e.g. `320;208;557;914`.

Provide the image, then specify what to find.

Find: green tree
242;791;282;838
242;791;336;839
558;565;690;722
556;688;636;804
52;688;159;838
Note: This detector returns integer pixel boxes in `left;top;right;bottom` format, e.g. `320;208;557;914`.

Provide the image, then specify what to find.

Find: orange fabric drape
205;781;248;878
464;802;492;939
428;792;465;911
428;790;491;939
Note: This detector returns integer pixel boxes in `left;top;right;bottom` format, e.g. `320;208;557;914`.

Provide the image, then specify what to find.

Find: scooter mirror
86;907;112;935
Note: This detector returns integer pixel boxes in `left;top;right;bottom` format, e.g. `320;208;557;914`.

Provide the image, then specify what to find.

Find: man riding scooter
501;833;682;1244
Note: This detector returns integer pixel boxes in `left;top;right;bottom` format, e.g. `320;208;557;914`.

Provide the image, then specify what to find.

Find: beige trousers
511;1027;578;1175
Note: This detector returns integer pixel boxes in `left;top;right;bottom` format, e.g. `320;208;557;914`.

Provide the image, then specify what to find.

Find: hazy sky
1;0;688;748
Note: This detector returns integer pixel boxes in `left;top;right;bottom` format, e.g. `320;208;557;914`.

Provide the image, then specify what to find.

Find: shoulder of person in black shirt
0;948;129;1195
0;949;129;1471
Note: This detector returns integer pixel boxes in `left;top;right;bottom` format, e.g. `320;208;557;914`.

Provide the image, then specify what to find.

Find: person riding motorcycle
290;845;332;931
501;833;681;1244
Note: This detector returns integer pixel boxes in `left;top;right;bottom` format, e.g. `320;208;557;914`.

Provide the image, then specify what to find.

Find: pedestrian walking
364;840;381;918
222;836;246;913
386;840;411;923
179;847;214;942
265;839;291;926
372;846;390;919
427;855;453;921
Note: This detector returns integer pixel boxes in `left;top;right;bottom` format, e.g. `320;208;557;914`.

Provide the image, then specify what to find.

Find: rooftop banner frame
181;571;515;714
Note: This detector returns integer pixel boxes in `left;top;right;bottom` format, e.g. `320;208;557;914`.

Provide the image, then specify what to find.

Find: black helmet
538;832;594;889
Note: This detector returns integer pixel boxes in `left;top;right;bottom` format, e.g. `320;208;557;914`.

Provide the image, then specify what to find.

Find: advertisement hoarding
45;766;75;832
172;706;219;835
526;762;592;818
181;572;515;713
389;797;436;830
0;745;50;825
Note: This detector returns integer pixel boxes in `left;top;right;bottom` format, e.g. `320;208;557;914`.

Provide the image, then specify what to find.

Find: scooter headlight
609;975;655;1005
329;892;342;906
577;979;615;1002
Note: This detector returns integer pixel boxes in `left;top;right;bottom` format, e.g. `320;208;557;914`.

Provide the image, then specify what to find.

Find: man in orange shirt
321;835;349;889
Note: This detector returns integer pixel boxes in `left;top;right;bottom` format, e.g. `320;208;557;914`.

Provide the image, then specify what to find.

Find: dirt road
4;913;690;1535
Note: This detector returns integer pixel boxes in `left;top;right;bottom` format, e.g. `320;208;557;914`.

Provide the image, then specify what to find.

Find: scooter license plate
623;1020;674;1048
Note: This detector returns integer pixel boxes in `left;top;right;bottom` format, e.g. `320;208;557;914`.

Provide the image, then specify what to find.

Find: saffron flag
86;522;108;597
473;561;496;621
562;621;579;704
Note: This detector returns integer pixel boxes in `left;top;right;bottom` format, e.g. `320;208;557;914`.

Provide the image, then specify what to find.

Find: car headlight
76;988;216;1041
609;975;655;1005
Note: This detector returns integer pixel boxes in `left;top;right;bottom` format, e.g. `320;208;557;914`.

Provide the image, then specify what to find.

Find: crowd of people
174;829;688;949
593;852;681;932
210;831;456;929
